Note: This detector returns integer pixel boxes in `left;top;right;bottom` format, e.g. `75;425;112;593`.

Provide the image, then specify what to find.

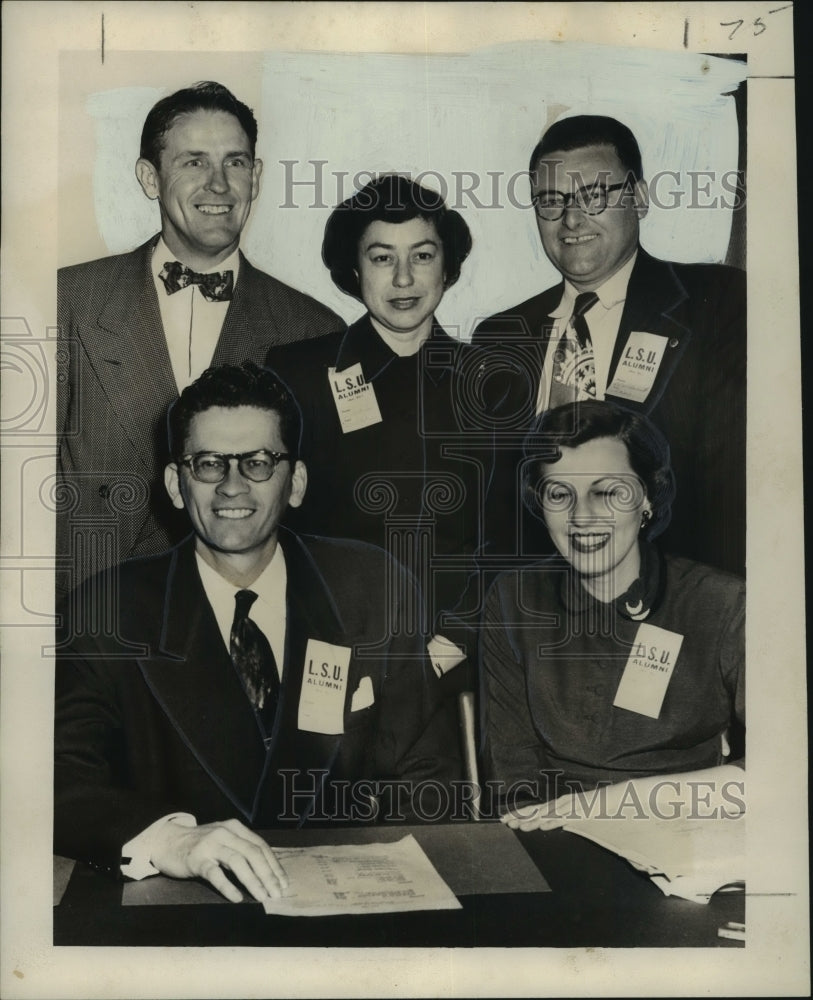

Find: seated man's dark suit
54;528;461;873
471;250;746;576
56;235;342;594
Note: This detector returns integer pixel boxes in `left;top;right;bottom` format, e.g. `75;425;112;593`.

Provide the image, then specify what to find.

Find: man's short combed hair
528;114;644;182
521;400;676;540
168;362;302;462
140;81;259;167
322;173;473;299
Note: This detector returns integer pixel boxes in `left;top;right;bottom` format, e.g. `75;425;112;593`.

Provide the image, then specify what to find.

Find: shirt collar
550;249;638;318
558;537;665;620
335;313;455;382
195;542;287;614
152;236;241;282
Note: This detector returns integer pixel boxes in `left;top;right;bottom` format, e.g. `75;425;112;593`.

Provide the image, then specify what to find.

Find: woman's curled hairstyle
521;400;677;540
322;173;472;298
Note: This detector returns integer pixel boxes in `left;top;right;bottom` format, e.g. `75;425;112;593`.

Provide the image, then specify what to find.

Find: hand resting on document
151;817;288;903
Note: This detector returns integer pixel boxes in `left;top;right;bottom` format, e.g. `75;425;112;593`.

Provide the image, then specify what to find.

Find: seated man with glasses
471;114;746;577
54;362;460;904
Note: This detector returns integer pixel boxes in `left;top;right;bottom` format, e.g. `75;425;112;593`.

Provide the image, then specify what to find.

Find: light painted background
60;44;746;339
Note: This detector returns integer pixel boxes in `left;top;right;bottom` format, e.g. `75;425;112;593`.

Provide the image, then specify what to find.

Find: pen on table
717;921;745;941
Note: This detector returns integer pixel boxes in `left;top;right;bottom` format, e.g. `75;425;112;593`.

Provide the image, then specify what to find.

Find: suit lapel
529;284;563;337
77;244;283;474
274;530;348;802
606;251;693;411
138;540;269;822
212;253;280;366
79;236;179;464
138;533;357;825
335;314;397;382
528;284;562;377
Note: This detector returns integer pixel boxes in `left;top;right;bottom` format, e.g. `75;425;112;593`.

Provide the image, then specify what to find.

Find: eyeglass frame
177;449;291;484
531;181;634;221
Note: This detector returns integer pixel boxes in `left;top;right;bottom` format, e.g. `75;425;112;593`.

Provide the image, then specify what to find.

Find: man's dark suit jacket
470;250;746;575
54;529;461;872
266;316;482;671
56;236;342;594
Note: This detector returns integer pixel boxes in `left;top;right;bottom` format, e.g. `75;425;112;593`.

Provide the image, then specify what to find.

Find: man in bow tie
57;82;342;595
54;362;459;904
471;114;746;576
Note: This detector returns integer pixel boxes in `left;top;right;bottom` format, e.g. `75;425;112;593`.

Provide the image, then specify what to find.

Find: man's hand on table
150;817;288;903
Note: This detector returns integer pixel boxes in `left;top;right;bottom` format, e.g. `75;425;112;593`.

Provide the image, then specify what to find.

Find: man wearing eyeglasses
54;362;459;905
472;114;745;576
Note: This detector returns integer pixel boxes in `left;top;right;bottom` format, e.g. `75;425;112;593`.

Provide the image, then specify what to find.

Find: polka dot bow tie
158;260;234;302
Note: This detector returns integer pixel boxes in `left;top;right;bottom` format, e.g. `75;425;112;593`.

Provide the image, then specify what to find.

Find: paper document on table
564;816;745;904
261;834;462;916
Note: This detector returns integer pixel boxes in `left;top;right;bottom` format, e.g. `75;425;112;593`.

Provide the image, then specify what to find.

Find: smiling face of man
531;143;647;292
136;108;263;271
165;405;306;584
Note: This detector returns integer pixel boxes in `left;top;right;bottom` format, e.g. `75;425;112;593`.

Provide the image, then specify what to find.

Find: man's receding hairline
531;141;627;172
153;107;253;167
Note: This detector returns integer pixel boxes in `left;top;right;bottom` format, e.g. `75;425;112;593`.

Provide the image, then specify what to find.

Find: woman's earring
641;508;652;529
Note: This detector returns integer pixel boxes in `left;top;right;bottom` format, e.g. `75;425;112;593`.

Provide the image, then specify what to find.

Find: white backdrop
61;43;746;338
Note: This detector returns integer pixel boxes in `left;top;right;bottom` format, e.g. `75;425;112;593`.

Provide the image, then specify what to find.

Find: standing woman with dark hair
266;174;478;690
481;400;745;827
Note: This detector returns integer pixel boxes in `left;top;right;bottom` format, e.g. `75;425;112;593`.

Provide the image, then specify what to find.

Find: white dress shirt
537;251;638;413
195;545;287;678
151;238;240;392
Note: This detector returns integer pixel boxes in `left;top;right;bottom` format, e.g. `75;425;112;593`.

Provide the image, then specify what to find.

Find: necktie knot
234;588;259;618
159;260;234;302
573;291;599;318
569;291;598;351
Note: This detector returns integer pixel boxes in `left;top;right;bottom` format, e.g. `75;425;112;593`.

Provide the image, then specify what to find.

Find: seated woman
266;174;478;689
481;400;745;828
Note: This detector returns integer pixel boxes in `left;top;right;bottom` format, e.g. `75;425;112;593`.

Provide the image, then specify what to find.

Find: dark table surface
54;821;745;948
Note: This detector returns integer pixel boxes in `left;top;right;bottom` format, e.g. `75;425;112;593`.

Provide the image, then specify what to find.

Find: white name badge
613;623;684;719
328;364;383;434
606;331;669;403
298;639;352;735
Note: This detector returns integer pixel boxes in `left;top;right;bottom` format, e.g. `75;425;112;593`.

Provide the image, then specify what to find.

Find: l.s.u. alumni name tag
606;331;668;403
613;623;684;719
328;363;382;433
298;639;352;735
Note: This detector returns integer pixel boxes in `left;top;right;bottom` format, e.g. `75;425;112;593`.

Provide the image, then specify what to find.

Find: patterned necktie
230;589;280;730
159;260;234;302
548;291;599;408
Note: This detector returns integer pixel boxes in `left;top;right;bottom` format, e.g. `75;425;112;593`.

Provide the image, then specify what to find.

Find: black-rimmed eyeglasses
532;182;631;221
178;450;290;484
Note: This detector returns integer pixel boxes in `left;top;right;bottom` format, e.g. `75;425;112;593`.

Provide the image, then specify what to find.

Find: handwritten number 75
720;5;791;40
